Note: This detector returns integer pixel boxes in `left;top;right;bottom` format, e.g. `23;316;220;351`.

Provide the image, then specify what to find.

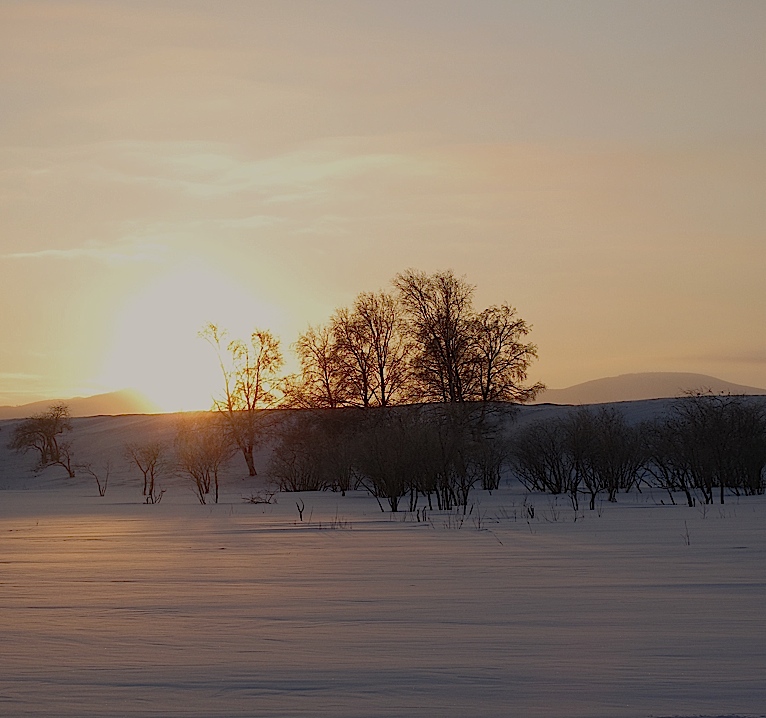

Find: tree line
7;393;766;510
285;269;543;408
5;402;234;504
511;393;766;509
267;403;511;513
200;268;543;476
260;391;766;512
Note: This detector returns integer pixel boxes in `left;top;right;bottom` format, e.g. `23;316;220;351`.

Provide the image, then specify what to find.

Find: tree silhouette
394;268;476;403
201;323;283;476
394;269;542;404
8;403;76;477
469;304;544;402
175;413;235;504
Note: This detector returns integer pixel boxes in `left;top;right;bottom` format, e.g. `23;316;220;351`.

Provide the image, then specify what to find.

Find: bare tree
268;409;362;493
77;460;112;497
201;323;283;476
394;269;476;403
125;441;167;499
641;417;696;507
291;291;413;410
468;304;544;402
175;414;235;504
288;324;349;408
510;417;580;508
352;291;412;406
352;407;427;512
332;306;375;407
394;270;541;405
566;407;643;509
8;403;76;477
665;393;766;504
54;441;77;479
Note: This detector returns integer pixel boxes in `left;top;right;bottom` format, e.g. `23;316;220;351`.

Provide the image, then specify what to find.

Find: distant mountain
0;389;160;420
535;372;766;405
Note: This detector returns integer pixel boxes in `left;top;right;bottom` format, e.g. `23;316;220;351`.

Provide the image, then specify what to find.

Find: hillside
0;389;159;420
535;372;766;405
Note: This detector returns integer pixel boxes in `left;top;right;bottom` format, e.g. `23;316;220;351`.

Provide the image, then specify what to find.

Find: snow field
1;484;764;717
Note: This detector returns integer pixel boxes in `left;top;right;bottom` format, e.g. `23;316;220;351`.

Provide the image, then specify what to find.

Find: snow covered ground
1;406;765;717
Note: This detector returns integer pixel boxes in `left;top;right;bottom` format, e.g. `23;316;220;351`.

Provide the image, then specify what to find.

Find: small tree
201;323;283;476
125;441;167;500
666;393;766;504
77;460;112;497
640;417;696;507
510;417;580;508
8;403;76;477
175;414;235;504
267;412;328;492
352;408;423;512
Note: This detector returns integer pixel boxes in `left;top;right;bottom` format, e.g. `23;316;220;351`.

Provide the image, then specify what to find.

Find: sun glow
96;262;286;412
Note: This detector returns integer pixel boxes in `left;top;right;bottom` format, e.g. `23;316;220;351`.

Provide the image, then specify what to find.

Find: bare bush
646;393;766;505
125;441;168;499
509;417;580;509
351;403;501;513
175;414;235;504
569;407;643;507
76;459;112;497
352;408;426;512
509;407;642;511
267;413;328;492
640;417;696;506
267;409;362;493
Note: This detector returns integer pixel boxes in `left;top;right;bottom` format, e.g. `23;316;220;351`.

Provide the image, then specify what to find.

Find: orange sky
1;1;764;410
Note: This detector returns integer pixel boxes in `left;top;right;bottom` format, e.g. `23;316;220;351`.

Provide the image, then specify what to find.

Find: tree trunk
243;447;257;476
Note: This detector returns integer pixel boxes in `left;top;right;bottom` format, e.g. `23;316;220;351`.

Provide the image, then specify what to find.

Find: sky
1;0;764;411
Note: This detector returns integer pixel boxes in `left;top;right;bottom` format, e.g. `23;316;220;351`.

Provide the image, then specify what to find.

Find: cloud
217;215;284;230
701;351;766;366
0;240;169;265
94;141;430;200
0;373;41;382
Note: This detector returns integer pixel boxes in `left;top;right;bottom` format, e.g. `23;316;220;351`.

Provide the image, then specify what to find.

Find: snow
1;405;765;717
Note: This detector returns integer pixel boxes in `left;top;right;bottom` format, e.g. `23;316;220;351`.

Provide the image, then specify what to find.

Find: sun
96;262;286;412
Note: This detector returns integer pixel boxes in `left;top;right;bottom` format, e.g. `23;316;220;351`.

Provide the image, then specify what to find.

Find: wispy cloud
52;139;435;200
1;240;169;264
0;373;41;381
699;351;766;366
